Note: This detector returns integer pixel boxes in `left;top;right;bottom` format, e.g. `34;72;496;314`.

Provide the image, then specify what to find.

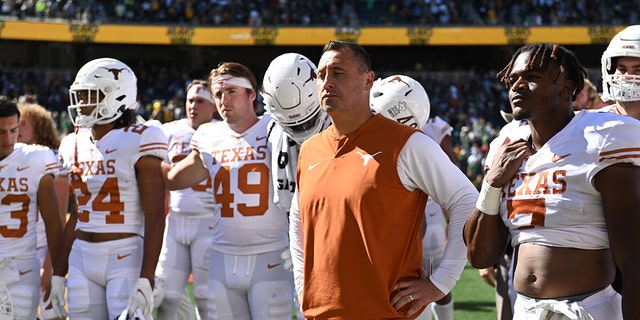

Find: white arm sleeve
289;188;305;299
398;132;479;294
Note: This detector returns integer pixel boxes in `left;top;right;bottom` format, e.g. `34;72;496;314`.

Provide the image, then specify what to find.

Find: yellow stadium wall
0;20;624;46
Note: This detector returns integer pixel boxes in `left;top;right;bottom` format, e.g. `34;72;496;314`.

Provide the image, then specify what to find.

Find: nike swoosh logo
256;136;267;141
551;153;571;162
208;225;214;230
136;288;150;305
267;263;281;269
117;253;132;260
428;212;437;217
308;161;321;171
17;166;30;172
105;148;118;154
19;269;33;276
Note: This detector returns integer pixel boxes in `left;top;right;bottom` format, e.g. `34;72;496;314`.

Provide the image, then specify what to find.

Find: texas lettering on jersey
507;170;567;197
169;136;192;157
0;177;28;192
208;145;267;165
505;168;568;228
72;159;116;176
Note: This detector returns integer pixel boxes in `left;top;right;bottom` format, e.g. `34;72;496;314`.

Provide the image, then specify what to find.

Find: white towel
267;121;298;212
521;294;594;320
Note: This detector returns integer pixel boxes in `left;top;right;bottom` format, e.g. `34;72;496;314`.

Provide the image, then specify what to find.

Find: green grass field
451;263;497;320
186;262;497;320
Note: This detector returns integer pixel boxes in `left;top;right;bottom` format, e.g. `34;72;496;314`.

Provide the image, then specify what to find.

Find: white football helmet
116;308;145;320
68;58;138;128
370;75;430;128
601;25;640;102
0;285;12;320
261;53;327;144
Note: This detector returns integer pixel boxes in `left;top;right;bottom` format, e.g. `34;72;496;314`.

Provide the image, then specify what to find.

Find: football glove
281;249;293;272
125;278;153;320
50;275;68;318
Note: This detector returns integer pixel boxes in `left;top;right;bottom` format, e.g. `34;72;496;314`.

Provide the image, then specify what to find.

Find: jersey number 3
0;194;29;237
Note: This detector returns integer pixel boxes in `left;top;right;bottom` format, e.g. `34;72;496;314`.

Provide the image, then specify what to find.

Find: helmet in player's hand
0;284;13;320
601;25;640;102
262;53;327;144
68;58;137;128
370;75;430;128
116;308;145;320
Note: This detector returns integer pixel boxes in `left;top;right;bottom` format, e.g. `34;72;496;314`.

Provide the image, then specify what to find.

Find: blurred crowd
1;0;638;27
1;0;623;185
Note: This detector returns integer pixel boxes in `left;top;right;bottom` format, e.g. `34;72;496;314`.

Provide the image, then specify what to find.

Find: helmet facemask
602;58;640;102
68;87;124;128
601;25;640;102
278;104;326;144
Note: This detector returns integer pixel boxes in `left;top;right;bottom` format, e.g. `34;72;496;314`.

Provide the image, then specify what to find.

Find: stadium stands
1;0;637;27
0;0;621;184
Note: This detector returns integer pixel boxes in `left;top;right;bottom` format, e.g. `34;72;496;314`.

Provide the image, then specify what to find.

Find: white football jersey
59;125;168;235
421;116;453;144
161;118;217;216
192;113;289;255
486;110;640;249
0;143;60;258
35;148;65;250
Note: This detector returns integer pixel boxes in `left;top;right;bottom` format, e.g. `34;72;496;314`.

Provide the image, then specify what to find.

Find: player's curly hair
17;102;61;149
497;43;587;101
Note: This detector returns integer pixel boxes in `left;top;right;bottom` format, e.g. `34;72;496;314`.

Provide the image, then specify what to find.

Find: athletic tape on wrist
475;180;502;215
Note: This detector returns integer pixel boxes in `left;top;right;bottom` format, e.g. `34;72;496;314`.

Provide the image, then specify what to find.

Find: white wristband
475;180;502;215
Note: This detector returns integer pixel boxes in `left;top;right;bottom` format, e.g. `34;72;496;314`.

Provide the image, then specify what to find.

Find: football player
0;98;66;319
261;52;332;318
370;74;460;320
600;24;640;295
154;79;218;320
465;43;640;319
261;52;331;213
16;102;69;320
165;62;294;320
57;58;168;319
601;24;640;119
